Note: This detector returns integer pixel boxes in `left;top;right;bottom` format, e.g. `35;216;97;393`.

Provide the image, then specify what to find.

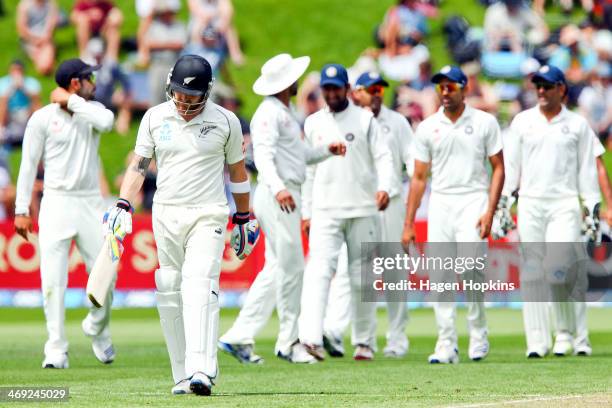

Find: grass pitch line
447;395;584;407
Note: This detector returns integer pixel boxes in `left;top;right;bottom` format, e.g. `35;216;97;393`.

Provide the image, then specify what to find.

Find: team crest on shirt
345;133;355;142
562;125;569;134
465;125;474;135
198;124;217;139
159;122;172;142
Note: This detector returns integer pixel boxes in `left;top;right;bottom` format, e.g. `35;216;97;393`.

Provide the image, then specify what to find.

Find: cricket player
14;58;115;369
401;65;505;364
502;65;599;358
218;53;345;364
298;63;394;361
323;71;414;358
105;55;255;396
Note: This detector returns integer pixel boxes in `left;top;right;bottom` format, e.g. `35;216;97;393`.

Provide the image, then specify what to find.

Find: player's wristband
232;212;250;225
116;198;134;214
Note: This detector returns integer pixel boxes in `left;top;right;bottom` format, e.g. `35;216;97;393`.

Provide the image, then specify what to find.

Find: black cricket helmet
166;54;214;115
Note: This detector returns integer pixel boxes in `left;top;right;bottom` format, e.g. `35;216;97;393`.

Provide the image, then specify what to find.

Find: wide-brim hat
253;54;310;96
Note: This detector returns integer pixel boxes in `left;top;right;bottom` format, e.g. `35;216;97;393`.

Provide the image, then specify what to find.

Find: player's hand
477;211;494;239
103;198;133;242
401;224;416;253
14;215;32;241
275;189;296;213
328;142;346;156
582;203;601;244
50;87;71;107
302;219;311;237
230;212;261;260
376;191;389;211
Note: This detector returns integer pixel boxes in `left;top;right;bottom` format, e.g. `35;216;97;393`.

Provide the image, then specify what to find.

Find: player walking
15;58;116;369
106;55;256;395
218;53;345;364
298;63;394;361
501;65;599;358
401;65;504;364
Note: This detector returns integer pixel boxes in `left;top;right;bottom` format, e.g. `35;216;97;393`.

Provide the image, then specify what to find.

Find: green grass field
1;307;611;407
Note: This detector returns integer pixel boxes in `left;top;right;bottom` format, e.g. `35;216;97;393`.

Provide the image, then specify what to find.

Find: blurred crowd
0;0;610;218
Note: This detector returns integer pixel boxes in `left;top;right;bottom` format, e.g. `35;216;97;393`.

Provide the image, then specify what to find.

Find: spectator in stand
0;159;15;221
187;0;245;66
88;38;133;135
377;0;428;57
533;0;594;16
578;64;611;145
484;0;548;54
138;0;187;106
0;60;41;150
71;0;123;62
549;24;598;106
16;0;59;76
463;61;500;114
393;60;437;121
510;57;541;117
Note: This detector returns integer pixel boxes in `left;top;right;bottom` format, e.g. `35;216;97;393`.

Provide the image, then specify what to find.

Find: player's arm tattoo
130;156;152;177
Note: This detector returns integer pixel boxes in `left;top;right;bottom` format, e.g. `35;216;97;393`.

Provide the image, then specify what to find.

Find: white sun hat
253;53;311;96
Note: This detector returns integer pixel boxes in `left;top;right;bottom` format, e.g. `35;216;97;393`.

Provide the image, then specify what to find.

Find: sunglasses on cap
356;84;385;96
435;83;463;93
533;81;556;90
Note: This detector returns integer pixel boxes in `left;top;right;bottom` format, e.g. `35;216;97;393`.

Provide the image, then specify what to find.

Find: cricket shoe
189;372;213;396
171;379;192;395
42;353;69;369
574;338;592;356
353;344;374;361
277;343;318;364
323;333;345;357
383;339;409;358
428;346;459;364
468;338;489;361
302;343;325;361
82;319;115;364
218;341;264;364
526;347;549;358
553;332;573;356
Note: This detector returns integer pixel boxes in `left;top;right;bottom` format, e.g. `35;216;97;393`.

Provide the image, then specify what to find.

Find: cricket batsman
401;65;505;364
106;54;257;395
298;63;394;361
15;58;116;369
502;65;600;358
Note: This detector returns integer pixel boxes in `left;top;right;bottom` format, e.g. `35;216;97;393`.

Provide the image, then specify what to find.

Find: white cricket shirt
251;96;330;194
503;105;600;205
413;104;502;195
302;102;394;219
377;105;414;198
135;101;244;207
15;94;114;214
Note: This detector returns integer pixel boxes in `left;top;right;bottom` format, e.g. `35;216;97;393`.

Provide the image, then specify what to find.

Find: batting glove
230;212;261;260
491;195;516;240
103;198;133;245
582;202;601;245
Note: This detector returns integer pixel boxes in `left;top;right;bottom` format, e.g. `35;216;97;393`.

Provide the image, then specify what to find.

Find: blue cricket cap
320;64;349;87
531;65;566;85
431;65;468;88
355;71;389;88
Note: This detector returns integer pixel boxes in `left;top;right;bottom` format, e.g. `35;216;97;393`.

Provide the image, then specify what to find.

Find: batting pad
156;291;186;383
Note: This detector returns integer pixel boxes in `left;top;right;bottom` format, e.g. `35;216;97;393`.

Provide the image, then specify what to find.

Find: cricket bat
86;236;120;308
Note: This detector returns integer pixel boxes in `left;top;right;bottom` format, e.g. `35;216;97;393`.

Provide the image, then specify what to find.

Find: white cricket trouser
428;191;489;350
153;203;226;382
324;195;408;353
39;192;113;359
299;213;380;348
220;183;304;355
517;196;584;353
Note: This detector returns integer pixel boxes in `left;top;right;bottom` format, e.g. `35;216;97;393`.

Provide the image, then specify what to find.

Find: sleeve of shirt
301;117;317;219
134;108;155;158
593;133;605;157
67;94;114;132
502;120;521;196
15;111;46;214
224;110;245;165
412;123;431;163
368;117;394;193
578;121;602;208
304;144;331;165
251;107;286;195
485;115;503;157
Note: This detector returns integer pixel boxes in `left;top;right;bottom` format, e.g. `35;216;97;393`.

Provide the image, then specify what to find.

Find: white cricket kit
504;105;599;354
324;105;414;353
298;102;393;349
15;95;114;360
136;101;244;382
219;96;331;356
413;105;502;350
